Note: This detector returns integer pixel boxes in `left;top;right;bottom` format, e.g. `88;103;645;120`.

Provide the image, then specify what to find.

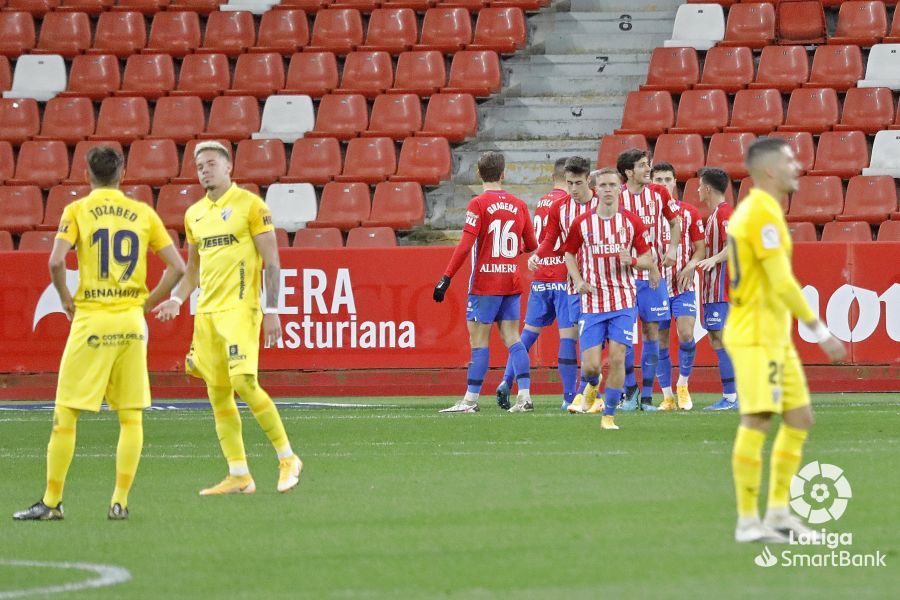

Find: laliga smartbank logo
754;462;887;569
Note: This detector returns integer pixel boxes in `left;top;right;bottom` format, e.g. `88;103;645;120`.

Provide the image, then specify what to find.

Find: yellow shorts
56;307;151;412
726;343;810;416
185;306;261;387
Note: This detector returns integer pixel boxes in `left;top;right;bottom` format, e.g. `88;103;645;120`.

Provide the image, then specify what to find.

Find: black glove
433;275;451;302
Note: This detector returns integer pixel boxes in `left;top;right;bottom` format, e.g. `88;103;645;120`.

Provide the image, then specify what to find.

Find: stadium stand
346;226;398;247
293;227;343;248
664;3;725;50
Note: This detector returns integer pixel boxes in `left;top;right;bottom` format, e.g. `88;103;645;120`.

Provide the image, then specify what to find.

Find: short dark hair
86;145;124;186
650;161;675;178
745;137;789;171
477;151;505;183
617;148;648;180
564;156;591;178
552;157;568;181
698;167;730;195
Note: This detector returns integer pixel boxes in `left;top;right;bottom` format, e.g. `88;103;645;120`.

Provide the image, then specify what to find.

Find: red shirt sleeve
686;204;705;242
443;229;477;278
535;198;562;257
718;203;733;240
625;211;651;255
658;185;680;222
563;214;585;255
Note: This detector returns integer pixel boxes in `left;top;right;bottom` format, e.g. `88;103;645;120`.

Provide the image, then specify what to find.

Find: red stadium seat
706;132;755;180
839;175;898;223
35;96;94;145
252;9;309;54
885;4;900;43
788;221;818;242
830;1;887;46
779;88;840;134
364;93;423;139
61;54;120;100
0;230;12;251
669;89;728;136
172;53;230;100
469;7;526;54
306;9;364;53
122;139;178;186
228;52;285;99
293;227;344;247
112;0;168;14
335;136;397;183
419;92;477;142
67;140;124;184
232;139;287;185
835;87;894;134
33;10;90;58
786;176;844;224
415;8;472;53
769;131;815;175
282;51;339;97
380;0;434;9
0;185;42;233
5;1;60;16
306;94;368;140
331;0;379;10
147;96;205;144
361;8;418;53
200;96;261;142
308;182;371;230
145;10;201;57
720;2;776;48
41;184;88;230
90;97;150;144
391;136;451;184
694;46;753;93
89;11;146;57
0;11;36;57
18;230;56;251
157;184;203;232
57;0;113;13
804;45;864;91
737;176;789;210
0;142;13;183
821;221;872;241
725;89;783;135
777;0;826;45
8;140;68;187
200;10;256;56
346;226;397;247
614;91;674;138
0;56;9;92
282;137;342;184
272;228;289;248
597;133;648;169
391;50;446;96
808;131;869;178
749;45;809;93
167;0;220;14
640;47;699;93
338;51;394;98
652;133;705;181
0;97;39;144
363;181;424;229
877;219;900;240
120;184;154;206
444;50;501;97
278;0;331;12
117;53;176;99
165;228;182;248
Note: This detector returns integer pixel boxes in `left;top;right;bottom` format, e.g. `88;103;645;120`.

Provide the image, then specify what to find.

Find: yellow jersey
56;188;173;312
184;184;274;314
723;188;817;348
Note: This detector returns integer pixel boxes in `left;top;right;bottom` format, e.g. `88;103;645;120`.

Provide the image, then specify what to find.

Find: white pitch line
0;560;130;599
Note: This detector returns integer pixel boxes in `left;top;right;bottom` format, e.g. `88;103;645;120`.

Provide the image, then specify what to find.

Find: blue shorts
524;281;574;328
579;308;637;350
636;278;671;322
703;302;729;331
567;293;582;326
670;291;697;320
467;294;521;324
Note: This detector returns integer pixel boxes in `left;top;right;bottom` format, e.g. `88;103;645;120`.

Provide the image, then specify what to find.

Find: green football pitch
1;393;897;599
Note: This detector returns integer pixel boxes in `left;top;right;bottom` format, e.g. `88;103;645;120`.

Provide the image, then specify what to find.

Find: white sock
725;393;737;402
229;461;250;477
517;389;531;400
677;375;689;386
276;445;293;460
662;386;673;398
464;391;479;403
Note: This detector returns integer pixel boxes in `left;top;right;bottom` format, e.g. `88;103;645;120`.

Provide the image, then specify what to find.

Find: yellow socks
768;423;808;510
732;425;766;519
232;375;292;459
208;385;249;476
43;405;80;507
112;409;143;508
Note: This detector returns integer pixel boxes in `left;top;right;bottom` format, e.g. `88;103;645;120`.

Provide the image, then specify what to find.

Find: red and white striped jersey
702;201;733;303
532;188;570;282
534;193;600;293
662;202;705;297
563;210;651;314
619;183;680;281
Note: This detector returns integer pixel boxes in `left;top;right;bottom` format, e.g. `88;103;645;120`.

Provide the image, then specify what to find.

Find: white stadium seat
253;95;315;143
265;183;318;232
858;44;900;90
664;4;725;51
862;130;900;176
219;0;275;14
3;55;66;102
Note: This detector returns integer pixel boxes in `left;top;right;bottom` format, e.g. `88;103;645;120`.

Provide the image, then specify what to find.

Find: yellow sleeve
55;202;79;246
248;195;275;237
754;207;817;323
184;211;197;246
148;208;174;253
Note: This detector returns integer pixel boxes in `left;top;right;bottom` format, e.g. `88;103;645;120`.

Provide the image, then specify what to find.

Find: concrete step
477;98;622;140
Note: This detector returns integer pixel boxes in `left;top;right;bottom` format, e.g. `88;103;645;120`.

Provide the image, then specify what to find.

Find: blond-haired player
13;146;186;521
727;138;846;543
154;141;302;495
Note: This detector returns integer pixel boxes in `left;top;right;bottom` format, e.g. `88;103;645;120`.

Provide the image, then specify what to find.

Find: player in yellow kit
726;138;847;543
13;146;186;521
153;141;303;495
